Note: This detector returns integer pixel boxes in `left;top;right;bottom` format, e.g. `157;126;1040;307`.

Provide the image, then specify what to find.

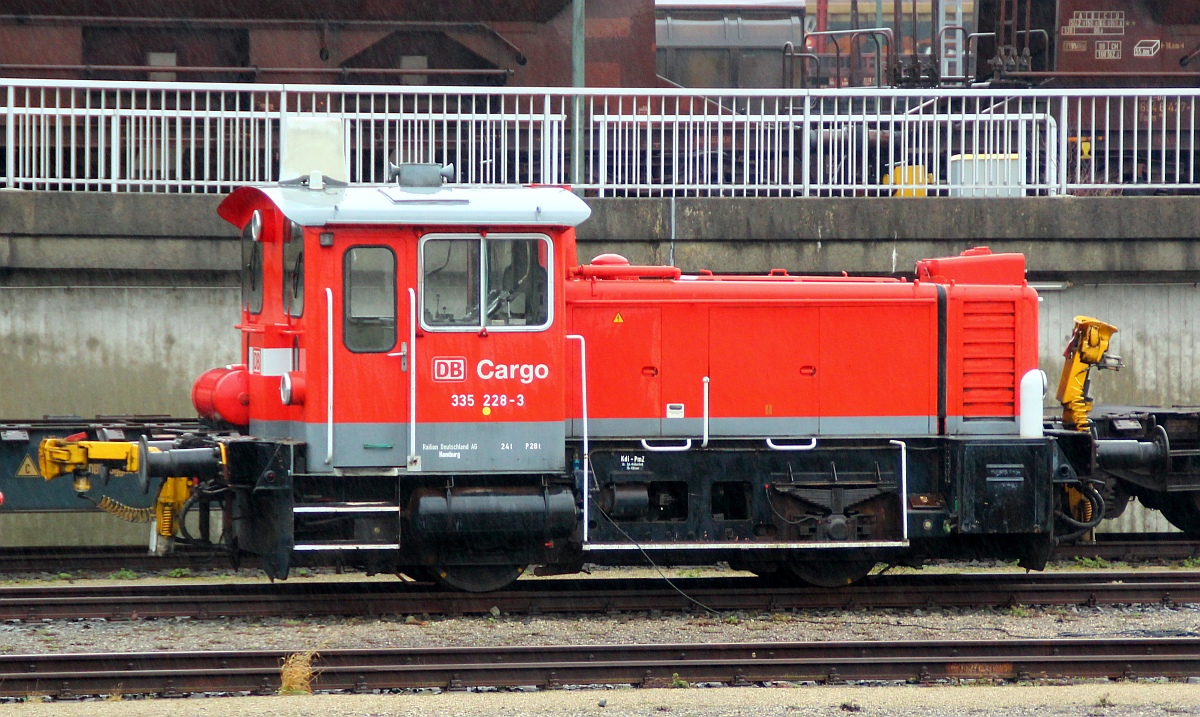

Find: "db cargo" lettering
432;357;467;382
477;359;550;384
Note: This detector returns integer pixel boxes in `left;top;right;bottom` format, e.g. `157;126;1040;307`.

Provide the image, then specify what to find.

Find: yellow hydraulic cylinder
1056;316;1121;430
156;476;192;539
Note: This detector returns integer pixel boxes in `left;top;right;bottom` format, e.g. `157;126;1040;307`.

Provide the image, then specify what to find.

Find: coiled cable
95;495;155;523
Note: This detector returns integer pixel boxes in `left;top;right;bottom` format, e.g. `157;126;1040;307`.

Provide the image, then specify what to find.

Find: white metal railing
2;78;1198;196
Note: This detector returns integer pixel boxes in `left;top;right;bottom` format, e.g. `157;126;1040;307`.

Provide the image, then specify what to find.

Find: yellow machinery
1056;316;1123;431
38;437;222;552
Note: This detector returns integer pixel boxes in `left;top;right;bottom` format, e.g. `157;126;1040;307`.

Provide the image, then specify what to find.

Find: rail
7;638;1200;697
2;78;1199;196
2;571;1200;622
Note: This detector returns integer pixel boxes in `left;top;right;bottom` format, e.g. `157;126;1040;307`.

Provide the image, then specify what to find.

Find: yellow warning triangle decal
16;454;40;477
613;313;624;323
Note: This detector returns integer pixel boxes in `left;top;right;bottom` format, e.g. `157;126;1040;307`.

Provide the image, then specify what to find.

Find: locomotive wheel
1153;491;1200;535
1102;480;1133;521
781;559;876;588
424;564;527;593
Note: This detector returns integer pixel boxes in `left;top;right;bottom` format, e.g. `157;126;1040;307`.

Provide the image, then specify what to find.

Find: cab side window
344;247;396;352
283;220;304;317
240;220;264;314
421;234;551;331
422;238;480;327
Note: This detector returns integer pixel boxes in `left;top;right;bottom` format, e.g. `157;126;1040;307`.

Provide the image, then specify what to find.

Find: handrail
782;41;821;89
701;377;710;448
800;28;894;88
575;265;682;280
641;439;692;452
325;287;334;465
3;77;1199;197
766;437;818;451
407;287;419;471
567;335;589;541
965;29;1051;82
890;439;908;541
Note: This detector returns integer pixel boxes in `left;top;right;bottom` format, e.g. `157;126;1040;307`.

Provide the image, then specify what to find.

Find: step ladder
292;501;401;552
938;0;966;81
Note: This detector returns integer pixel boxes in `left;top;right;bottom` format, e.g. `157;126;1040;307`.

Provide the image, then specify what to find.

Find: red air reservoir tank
191;365;250;426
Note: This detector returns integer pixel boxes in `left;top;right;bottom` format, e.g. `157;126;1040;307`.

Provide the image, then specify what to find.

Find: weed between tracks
279;650;319;695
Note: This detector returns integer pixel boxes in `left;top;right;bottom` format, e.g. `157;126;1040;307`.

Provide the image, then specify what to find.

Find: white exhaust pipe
1019;369;1048;438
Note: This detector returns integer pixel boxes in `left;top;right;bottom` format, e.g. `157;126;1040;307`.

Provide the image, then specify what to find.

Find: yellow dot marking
482;406;492;416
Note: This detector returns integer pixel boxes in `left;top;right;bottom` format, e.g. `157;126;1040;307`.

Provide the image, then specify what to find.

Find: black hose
176;491;201;545
1054;482;1106;543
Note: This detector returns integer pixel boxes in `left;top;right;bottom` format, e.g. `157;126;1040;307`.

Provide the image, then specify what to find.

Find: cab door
414;232;565;473
326;231;411;469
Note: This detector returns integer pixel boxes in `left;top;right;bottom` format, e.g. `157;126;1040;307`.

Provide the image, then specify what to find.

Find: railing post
542;94;552;183
1058;96;1068;196
277;88;288;183
277;88;289;184
110;93;120;193
5;85;14;189
801;92;811;197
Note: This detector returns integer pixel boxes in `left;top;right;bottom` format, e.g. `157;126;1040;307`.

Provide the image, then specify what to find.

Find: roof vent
388;162;455;187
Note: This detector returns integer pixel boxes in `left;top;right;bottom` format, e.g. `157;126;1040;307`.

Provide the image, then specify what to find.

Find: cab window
283;220;304;317
240;219;263;315
421;233;551;331
344;247;396;352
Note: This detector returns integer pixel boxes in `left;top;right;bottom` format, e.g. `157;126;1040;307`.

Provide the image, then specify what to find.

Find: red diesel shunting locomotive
39;126;1180;592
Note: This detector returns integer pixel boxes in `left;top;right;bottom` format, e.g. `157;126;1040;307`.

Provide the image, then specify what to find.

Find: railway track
3;571;1200;621
1;536;1197;575
4;638;1200;698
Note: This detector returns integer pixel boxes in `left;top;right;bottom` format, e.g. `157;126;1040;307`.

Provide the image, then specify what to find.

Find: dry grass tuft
279;650;319;695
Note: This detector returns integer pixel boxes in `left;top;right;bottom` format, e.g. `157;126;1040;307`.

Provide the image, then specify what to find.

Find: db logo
432;357;467;382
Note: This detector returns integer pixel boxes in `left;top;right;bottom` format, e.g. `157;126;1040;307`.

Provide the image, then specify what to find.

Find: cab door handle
799;365;816;377
388;342;409;372
642;366;659;377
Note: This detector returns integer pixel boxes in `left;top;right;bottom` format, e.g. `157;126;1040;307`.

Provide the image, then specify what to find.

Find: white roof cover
254;184;592;228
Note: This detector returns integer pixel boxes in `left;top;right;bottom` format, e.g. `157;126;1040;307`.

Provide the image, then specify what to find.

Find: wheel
423;564;527;593
1153;491;1200;535
1102;480;1133;520
780;559;876;588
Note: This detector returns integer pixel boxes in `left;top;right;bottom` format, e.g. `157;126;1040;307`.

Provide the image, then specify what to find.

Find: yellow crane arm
1055;316;1122;430
38;439;140;483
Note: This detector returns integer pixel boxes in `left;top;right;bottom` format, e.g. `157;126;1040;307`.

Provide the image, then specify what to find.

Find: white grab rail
640;439;693;452
766;437;818;451
325;287;334;465
566;334;589;541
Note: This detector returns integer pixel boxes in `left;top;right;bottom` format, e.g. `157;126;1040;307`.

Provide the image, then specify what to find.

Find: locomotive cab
181;121;592;587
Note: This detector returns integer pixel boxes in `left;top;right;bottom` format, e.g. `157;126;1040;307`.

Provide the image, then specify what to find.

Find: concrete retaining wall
0;190;1195;416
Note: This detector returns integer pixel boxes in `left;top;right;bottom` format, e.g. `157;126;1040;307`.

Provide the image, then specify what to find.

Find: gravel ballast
3;683;1200;717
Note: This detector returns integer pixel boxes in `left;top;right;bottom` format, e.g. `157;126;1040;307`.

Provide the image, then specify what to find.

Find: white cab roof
222;184;592;229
